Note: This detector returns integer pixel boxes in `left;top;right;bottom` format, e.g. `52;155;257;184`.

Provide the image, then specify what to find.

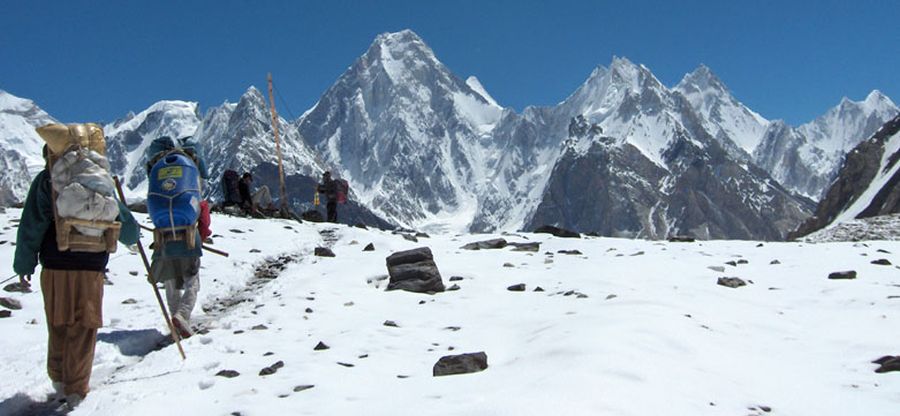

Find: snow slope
1;210;898;415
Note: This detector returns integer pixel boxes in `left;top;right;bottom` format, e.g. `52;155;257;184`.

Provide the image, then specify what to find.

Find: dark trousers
326;201;337;223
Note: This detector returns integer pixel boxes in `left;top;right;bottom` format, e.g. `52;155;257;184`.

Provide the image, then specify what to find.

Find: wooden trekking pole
113;177;186;360
136;223;229;257
0;274;19;285
267;73;289;215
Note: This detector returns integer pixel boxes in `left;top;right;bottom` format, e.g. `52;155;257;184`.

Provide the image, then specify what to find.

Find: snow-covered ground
0;209;898;415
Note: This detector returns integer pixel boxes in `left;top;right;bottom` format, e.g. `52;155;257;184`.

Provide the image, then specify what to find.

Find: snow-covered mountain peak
676;64;728;96
675;65;768;155
466;76;499;107
103;99;201;194
104;100;199;139
800;92;899;153
561;57;661;120
0;89;58;204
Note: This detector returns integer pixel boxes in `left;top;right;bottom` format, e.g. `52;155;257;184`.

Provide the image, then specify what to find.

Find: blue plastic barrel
147;152;201;229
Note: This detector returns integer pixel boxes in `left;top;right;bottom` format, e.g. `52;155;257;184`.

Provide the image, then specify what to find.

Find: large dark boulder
533;225;581;238
433;352;488;377
386;247;445;293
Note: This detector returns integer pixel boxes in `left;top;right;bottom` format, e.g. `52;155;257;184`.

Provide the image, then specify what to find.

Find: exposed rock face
385;247;445;293
528;117;812;240
433;352;488;377
791;115;900;238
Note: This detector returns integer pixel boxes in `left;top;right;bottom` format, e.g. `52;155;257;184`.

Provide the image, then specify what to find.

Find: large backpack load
222;169;241;206
146;137;203;249
336;179;349;204
35;123;121;253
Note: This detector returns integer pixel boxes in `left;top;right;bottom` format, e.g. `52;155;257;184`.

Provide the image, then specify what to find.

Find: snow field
0;210;898;415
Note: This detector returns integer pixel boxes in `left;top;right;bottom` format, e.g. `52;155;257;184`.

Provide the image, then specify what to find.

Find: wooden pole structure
267;73;289;214
113;177;186;360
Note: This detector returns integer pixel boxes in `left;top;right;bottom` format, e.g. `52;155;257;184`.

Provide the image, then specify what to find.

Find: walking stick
113;177;186;360
0;274;19;285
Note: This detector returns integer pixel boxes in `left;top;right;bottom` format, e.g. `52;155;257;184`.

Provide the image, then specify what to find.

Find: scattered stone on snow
667;236;695;242
828;271;857;280
534;286;545;292
263;352;274;356
630;251;645;256
433;352;489;377
216;370;240;378
229;229;244;234
0;310;10;318
876;249;891;254
606;294;618;300
129;271;138;276
707;266;726;273
305;308;313;313
507;283;526;292
873;355;900;373
383;320;399;327
249;249;261;253
0;297;22;310
385;247;445;294
259;361;284;376
402;234;419;243
415;232;430;238
871;259;892;266
293;385;315;392
503;262;515;268
558;249;583;255
121;298;137;305
314;341;330;351
3;282;31;293
449;276;464;282
314;247;336;257
725;261;738;267
533;225;580;238
447;284;460;291
363;243;375;251
460;238;507;250
337;362;355;368
737;259;749;264
770;260;781;265
444;326;461;331
251;324;268;330
717;277;747;288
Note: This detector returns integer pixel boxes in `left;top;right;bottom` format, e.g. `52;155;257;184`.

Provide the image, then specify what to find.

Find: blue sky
2;0;898;125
